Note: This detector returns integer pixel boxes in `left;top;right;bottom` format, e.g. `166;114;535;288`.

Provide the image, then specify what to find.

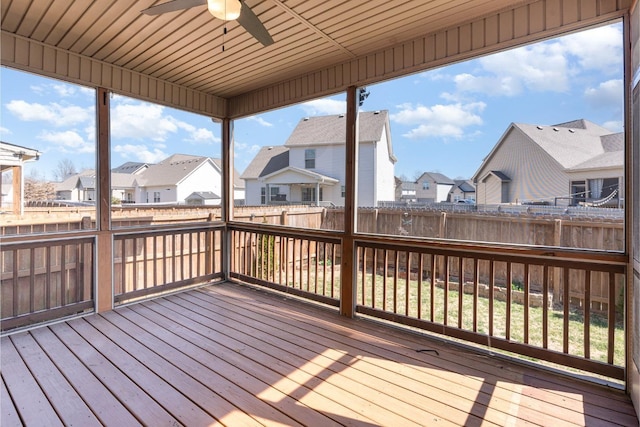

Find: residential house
472;119;623;206
185;191;221;206
415;172;455;203
396;179;417;203
448;179;476;203
0;141;41;214
55;155;244;204
242;111;396;207
55;169;97;202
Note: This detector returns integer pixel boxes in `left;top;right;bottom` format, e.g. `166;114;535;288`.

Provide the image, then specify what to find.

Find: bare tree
53;158;77;181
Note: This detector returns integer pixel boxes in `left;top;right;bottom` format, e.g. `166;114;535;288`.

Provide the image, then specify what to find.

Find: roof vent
536;126;543;130
552;127;559;131
568;129;575;133
374;110;380;114
303;117;309;121
338;114;345;118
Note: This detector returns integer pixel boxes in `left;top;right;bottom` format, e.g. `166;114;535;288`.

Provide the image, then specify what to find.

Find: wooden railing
229;223;342;307
114;224;224;304
354;237;626;380
0;235;95;331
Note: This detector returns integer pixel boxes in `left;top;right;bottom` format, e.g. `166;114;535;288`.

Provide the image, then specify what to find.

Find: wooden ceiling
1;0;630;117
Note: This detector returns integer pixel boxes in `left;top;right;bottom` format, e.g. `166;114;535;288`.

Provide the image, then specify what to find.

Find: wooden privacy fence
325;208;624;310
0;235;94;331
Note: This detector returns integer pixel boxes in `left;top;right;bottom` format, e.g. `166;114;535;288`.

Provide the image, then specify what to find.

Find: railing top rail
0;233;96;248
354;233;628;270
113;222;225;239
228;221;342;244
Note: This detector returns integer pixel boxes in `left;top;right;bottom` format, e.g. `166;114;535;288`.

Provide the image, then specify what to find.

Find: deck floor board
2;282;637;427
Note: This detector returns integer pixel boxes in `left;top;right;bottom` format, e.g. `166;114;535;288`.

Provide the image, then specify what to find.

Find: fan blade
141;0;206;15
236;2;274;46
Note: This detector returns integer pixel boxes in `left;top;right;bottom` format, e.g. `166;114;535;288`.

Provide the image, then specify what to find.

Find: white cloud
38;130;95;154
390;102;485;139
6;100;94;126
452;23;622;97
110;101;178;141
0;126;11;136
584;79;623;108
559;24;622;75
300;98;346;115
246;115;273;127
113;144;168;163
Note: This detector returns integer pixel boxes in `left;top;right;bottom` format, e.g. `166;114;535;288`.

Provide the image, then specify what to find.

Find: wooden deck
2;282;637;427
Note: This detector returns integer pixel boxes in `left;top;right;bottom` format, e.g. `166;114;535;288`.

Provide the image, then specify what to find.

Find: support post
221;117;233;279
341;86;359;317
96;88;113;313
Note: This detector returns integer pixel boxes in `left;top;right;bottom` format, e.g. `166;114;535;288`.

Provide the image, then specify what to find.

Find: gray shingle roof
570;151;624;171
516;120;620;169
417;171;454;185
136;154;208;186
111;162;148;174
186;191;220;200
240;146;289;180
454;179;475;192
284;110;390;146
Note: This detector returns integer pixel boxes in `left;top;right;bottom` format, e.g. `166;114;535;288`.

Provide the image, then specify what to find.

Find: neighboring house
415;172;455;203
396;179;417;203
55;154;244;204
0;141;41;214
242;110;397;207
448;179;476;202
185;191;221;206
55;169;96;201
472;119;624;206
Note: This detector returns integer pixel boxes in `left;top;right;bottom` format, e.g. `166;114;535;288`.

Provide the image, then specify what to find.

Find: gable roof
260;166;339;184
417;171;455;185
55;169;96;192
453;179;475;192
111;162;149;174
473;119;622;181
241;146;290;180
186;191;220;200
515;120;618;169
285;110;391;146
135;154;211;187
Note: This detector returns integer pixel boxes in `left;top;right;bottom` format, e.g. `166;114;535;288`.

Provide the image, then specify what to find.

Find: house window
261;187;266;204
341;185;346;198
305;149;316;169
302;187;323;202
422;182;430;190
153;191;160;203
270;186;281;201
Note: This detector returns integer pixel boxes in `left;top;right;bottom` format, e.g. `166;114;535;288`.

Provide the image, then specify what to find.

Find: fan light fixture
207;0;241;20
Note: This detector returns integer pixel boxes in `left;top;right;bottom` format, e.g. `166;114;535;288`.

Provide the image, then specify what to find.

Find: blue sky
1;21;623;182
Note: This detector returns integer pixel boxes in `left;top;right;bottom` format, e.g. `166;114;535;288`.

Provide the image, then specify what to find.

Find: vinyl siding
475;128;569;205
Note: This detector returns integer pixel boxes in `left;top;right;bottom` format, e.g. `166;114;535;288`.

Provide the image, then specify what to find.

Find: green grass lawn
276;262;624;369
354;272;625;367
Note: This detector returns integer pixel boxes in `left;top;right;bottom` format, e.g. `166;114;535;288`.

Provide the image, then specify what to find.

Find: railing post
340;86;359;318
221;116;233;279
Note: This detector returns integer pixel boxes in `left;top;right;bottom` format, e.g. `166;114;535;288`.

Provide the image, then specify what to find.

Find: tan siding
1;33;227;118
229;0;628;118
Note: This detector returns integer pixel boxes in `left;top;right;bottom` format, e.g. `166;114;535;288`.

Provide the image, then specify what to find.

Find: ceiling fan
141;0;274;47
